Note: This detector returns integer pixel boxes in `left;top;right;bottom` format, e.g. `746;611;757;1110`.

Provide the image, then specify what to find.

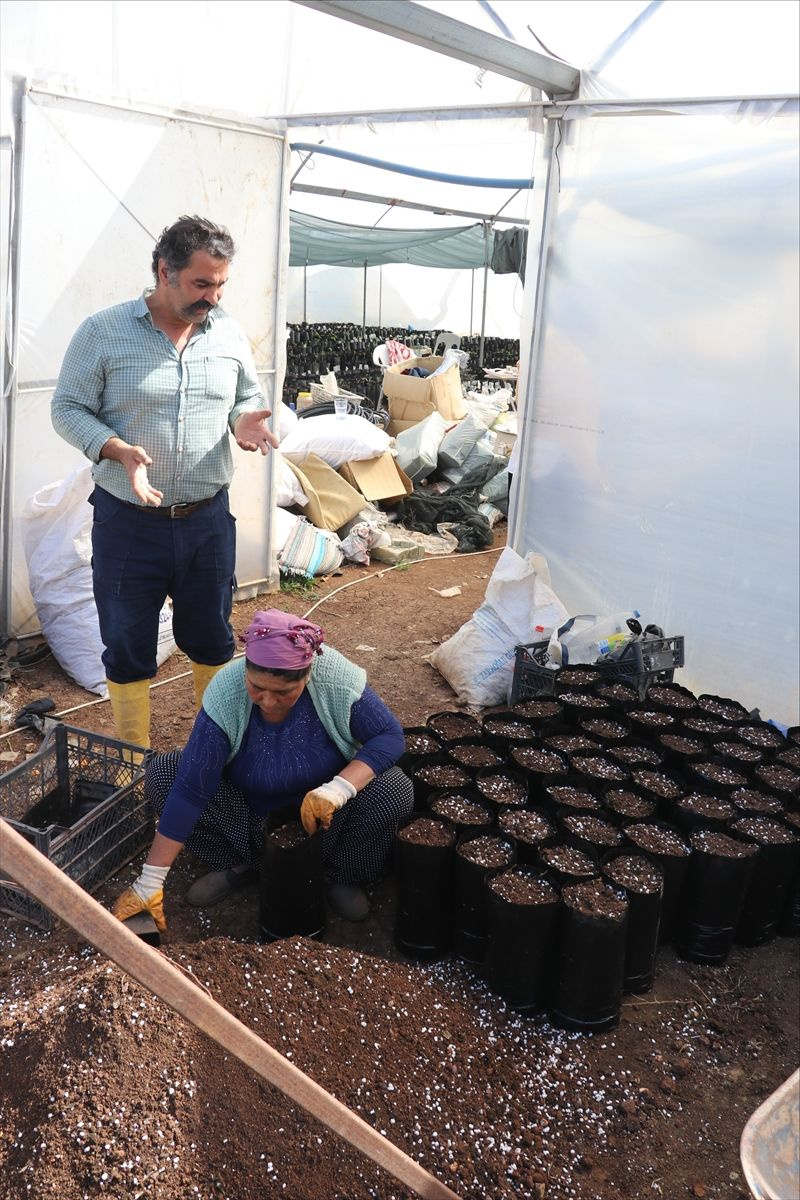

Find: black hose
297;399;390;429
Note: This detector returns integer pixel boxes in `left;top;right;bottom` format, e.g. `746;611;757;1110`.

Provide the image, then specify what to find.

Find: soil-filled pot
776;745;800;772
557;810;625;858
577;713;631;746
607;742;665;771
628;767;684;818
684;760;749;798
593;680;640;713
734;722;788;753
394;814;457;959
656;732;707;775
509;744;570;804
550;880;629;1033
474;766;530;811
398;726;445;775
696;693;751;726
623;821;691;943
411;756;471;810
539;841;600;887
645;682;698;718
260;820;325;942
446;738;505;779
681;713;737;745
558;691;613;728
553;665;604;694
602;852;663;994
497;805;558;865
426;710;482;744
675;829;758;964
731;787;786;819
568;752;631;792
480;712;538;756
731;816;800;946
713;739;765;780
626;707;679;744
543;732;601;757
453;832;516;965
669;791;735;836
485;868;561;1014
602;785;658;827
753;762;800;803
427;789;495;837
511;697;564;735
543;779;603;817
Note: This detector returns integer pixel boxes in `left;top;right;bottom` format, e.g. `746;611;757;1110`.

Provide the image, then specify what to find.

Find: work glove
300;775;357;835
112;863;170;933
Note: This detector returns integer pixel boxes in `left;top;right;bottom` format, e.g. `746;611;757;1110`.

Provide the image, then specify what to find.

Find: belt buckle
169;502;186;519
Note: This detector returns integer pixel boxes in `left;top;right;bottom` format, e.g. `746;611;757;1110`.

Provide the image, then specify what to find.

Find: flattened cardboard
339;451;413;503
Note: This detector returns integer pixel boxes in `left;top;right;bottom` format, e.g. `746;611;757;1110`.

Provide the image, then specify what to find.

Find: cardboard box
384;356;467;427
338;451;413;503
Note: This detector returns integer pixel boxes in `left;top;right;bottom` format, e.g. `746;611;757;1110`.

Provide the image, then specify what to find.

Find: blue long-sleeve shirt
157;684;403;843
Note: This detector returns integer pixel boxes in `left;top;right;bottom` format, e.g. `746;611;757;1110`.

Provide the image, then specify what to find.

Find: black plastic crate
510;635;685;705
0;724;152;930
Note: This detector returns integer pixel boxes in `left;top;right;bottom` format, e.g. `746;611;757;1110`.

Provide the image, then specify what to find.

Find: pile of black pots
395;676;800;1033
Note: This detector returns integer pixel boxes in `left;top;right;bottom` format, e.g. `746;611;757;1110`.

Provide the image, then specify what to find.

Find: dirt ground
1;529;798;1200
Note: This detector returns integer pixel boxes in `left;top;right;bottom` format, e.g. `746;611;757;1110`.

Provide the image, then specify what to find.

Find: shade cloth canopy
289;212;493;269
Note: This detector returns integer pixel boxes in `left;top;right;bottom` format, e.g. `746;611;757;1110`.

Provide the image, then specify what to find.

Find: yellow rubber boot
106;679;151;753
190;661;224;711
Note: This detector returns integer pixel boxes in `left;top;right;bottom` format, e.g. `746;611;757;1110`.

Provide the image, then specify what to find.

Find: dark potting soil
396;817;456;848
731;816;800;846
631;769;683;800
544;734;599;755
457;834;514;869
659;734;705;756
579;717;629;740
628;710;677;732
562;814;624;848
755;763;800;796
511;698;562;721
415;763;470;789
267;821;308;850
429;794;491;825
559;692;610;711
556;668;601;689
690;829;759;858
604;789;657;820
689;762;748;790
776;745;800;770
608;744;662;767
540;844;597;877
498;808;555;845
475;772;528;806
682;714;732;738
482;717;536;741
647;684;697;711
488;869;559;906
782;810;800;831
716;740;764;765
546;784;601;811
403;732;442;756
731;787;786;816
449;743;503;768
603;853;662;894
512;746;568;774
626;824;690;857
594;681;639;706
676;793;735;821
562;880;628;921
735;723;786;750
427;712;480;740
571;755;629;783
696;694;750;723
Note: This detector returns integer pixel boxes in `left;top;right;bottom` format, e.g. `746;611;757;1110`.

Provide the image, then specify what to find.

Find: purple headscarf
240;609;325;670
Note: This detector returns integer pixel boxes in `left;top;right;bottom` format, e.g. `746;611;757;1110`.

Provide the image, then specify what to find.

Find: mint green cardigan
202;647;367;763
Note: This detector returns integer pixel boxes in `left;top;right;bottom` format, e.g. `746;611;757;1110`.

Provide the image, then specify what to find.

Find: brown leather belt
123;493;218;519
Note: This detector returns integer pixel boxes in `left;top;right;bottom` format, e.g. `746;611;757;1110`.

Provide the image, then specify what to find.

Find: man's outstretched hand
234;409;280;455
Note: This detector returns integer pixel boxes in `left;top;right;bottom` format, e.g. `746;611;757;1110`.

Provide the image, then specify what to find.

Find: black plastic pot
496;804;558;865
550;880;628;1033
427;788;495;837
558;691;613;728
628;766;685;818
426;710;482;744
623;820;691;943
602;851;663;994
713;739;765;780
509;744;570;804
557;809;625;858
568;752;631;792
553;665;604;694
607;742;665;771
453;832;516;965
511;696;565;734
681;713;737;745
474;765;530;811
675;828;758;964
539;841;600;887
626;707;679;745
394;813;457;959
260;818;325;942
734;721;787;754
695;693;750;726
446;738;505;779
656;732;707;775
730;787;786;819
602;785;658;826
593;680;640;713
684;760;749;798
542;779;603;816
644;682;698;718
398;726;445;775
775;745;800;772
480;711;538;756
731;816;800;946
669;792;735;836
543;732;601;757
485;868;561;1014
753;762;800;803
411;755;472;810
577;713;631;746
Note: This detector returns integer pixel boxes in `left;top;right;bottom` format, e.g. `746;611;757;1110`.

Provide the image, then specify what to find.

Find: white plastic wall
6;86;288;635
512;107;800;725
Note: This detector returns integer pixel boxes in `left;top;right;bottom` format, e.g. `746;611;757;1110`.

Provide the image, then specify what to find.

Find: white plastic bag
394;411;449;480
280;413;391;469
428;548;570;706
20;465;178;697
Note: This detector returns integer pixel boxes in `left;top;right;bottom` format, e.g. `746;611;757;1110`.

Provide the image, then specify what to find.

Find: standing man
52;215;279;749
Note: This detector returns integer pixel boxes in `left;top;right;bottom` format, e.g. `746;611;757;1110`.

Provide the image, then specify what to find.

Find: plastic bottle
565;612;641;664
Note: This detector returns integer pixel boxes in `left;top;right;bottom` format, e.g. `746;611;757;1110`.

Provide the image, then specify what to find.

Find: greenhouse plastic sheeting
289;212;492;269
